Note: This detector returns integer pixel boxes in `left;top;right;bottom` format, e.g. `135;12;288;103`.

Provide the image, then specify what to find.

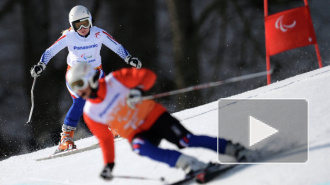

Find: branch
196;0;224;30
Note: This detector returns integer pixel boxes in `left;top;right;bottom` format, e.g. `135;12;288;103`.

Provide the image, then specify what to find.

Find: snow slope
1;66;330;185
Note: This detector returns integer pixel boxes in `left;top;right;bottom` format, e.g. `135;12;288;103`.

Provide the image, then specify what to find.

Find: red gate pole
264;0;271;84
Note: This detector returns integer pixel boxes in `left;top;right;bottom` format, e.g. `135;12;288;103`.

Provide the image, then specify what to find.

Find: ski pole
114;175;166;182
142;69;272;101
27;77;37;123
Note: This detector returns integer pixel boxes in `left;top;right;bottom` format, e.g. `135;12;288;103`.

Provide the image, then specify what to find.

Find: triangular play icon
249;116;278;146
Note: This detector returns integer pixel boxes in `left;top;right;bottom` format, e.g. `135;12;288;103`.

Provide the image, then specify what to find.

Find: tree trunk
167;0;201;109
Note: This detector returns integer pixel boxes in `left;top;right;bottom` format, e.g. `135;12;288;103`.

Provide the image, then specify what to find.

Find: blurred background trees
0;0;329;160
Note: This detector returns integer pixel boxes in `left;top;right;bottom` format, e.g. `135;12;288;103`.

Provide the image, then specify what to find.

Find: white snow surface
1;66;330;185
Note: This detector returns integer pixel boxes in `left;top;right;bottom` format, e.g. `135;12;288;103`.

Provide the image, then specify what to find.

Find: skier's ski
169;145;306;184
168;163;236;185
36;137;123;161
195;163;237;184
168;172;196;185
36;143;99;161
114;174;166;182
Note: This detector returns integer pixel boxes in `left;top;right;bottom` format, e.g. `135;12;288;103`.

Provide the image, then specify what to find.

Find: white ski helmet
69;5;93;31
66;63;99;93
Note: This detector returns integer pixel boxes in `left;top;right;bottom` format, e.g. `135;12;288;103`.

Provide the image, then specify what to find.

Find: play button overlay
218;99;308;164
249;116;278;146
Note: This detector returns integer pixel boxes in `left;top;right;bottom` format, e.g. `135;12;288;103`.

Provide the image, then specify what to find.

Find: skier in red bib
66;63;252;180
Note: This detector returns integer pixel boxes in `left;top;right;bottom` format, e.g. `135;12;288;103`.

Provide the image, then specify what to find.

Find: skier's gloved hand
30;62;46;77
126;88;143;109
125;55;142;69
100;163;115;181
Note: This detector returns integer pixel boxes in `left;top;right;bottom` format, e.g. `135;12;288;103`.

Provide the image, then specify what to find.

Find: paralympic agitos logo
81;53;92;60
275;15;296;32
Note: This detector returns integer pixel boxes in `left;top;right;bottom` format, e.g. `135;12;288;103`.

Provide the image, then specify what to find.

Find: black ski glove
126;88;143;109
100;163;115;181
125;55;142;69
30;62;46;77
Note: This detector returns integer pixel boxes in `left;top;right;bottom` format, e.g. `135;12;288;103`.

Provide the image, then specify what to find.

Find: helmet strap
77;30;90;38
89;86;99;99
89;70;100;90
84;31;90;38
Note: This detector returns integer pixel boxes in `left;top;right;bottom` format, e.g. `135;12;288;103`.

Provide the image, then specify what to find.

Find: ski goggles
68;65;103;92
72;18;91;31
70;78;89;92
